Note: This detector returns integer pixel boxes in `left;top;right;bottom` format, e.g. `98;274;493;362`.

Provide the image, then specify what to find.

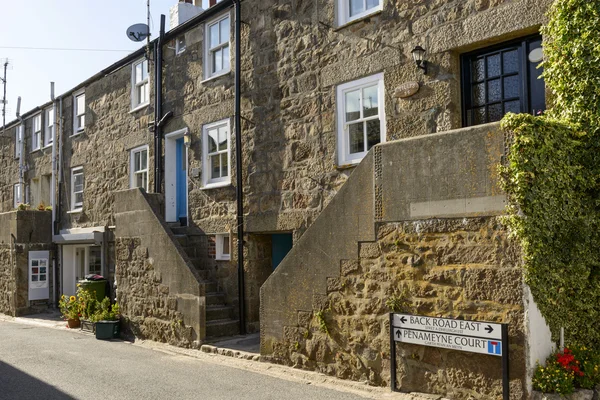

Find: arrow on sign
395;329;402;339
485;325;494;334
399;316;407;324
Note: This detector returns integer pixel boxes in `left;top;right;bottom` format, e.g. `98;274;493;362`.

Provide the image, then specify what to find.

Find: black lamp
411;46;427;75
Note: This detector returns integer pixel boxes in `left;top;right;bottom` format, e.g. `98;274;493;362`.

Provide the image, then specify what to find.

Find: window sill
201;70;231;84
67;209;83;214
130;103;150;114
30;148;41;154
335;9;383;31
71;130;84;138
201;181;232;190
216;256;231;261
43;144;53;150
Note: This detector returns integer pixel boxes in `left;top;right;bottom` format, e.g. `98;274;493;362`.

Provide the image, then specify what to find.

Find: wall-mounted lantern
183;129;191;147
411;46;428;75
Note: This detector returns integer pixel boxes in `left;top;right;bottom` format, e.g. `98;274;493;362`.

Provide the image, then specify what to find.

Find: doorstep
201;333;260;361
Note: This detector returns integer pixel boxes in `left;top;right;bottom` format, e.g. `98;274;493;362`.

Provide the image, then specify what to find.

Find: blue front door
175;138;187;223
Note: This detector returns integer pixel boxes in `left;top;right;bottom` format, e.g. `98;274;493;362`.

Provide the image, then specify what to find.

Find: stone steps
206;292;227;306
206;305;234;320
206;318;240;338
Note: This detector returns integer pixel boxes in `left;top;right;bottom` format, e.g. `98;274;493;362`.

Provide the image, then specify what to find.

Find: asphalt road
0;321;367;400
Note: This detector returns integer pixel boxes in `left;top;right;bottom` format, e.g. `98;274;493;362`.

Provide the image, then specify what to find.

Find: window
15;125;22;158
73;91;85;134
88;246;102;275
338;0;382;25
44;107;54;147
205;14;230;79
132;59;149;109
71;167;84;211
462;36;545;127
13;183;21;208
130;145;149;191
32;114;41;151
336;73;386;166
216;233;230;260
202;119;230;188
176;35;186;55
29;258;49;289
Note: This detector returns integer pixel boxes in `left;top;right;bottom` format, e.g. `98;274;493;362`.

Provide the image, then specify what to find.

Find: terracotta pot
67;318;80;329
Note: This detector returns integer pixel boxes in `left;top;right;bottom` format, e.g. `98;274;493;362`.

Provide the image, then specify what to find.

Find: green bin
95;321;120;340
78;280;106;302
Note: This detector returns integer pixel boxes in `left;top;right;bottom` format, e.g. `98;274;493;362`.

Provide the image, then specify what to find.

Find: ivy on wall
500;0;600;351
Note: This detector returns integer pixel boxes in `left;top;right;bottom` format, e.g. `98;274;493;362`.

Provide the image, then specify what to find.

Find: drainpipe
233;0;246;335
56;95;64;301
153;16;166;194
15;97;24;205
50;82;57;307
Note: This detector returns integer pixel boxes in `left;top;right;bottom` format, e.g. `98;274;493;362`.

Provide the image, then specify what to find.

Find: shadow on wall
0;361;76;400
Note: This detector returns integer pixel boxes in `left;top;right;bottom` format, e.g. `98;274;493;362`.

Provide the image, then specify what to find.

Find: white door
29;251;50;301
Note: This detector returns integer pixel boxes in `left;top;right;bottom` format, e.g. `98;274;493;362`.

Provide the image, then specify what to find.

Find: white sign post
389;313;509;400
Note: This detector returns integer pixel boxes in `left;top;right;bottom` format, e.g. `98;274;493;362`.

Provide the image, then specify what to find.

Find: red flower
556;348;585;377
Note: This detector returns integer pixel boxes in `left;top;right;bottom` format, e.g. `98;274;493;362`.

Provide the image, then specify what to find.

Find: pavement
0;312;445;400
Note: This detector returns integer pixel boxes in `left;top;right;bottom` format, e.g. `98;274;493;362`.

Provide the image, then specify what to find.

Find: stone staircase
169;224;239;339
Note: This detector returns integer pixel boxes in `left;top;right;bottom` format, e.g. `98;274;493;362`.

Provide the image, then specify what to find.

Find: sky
0;0;212;124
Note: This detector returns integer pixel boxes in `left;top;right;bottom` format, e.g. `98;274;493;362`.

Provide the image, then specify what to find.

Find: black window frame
461;34;544;127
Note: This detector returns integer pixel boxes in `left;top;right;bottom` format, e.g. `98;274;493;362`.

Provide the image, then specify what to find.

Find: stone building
0;0;556;398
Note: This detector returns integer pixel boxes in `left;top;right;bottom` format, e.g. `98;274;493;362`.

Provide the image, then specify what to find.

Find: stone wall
0;125;21;213
267;217;524;398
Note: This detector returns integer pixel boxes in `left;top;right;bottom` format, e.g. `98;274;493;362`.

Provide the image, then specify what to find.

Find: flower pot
95;320;120;340
80;319;95;333
67;318;80;329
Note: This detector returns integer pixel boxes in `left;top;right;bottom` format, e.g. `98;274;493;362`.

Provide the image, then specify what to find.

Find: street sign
393;313;502;340
393;328;502;357
389;313;509;400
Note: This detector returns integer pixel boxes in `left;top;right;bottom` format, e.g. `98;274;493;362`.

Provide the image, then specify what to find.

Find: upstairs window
176;36;186;55
130;145;149;191
71;167;84;211
73;91;85;134
461;36;545;127
336;73;386;166
32;114;41;151
215;233;230;261
15;125;22;158
338;0;382;25
202;119;230;188
205;14;230;79
44;107;54;147
132;59;149;109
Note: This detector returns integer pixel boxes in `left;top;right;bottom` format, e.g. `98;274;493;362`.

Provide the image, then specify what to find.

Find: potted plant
92;298;120;340
58;294;81;328
77;285;99;333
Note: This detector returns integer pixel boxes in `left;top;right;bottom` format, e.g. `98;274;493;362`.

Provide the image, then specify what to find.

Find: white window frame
73;90;85;135
15;124;23;158
13;183;21;208
70;167;84;212
131;58;150;110
215;233;231;261
202;119;231;188
176;35;186;55
336;73;386;166
338;0;383;26
44;107;54;147
130;145;149;191
204;13;231;80
32;113;42;151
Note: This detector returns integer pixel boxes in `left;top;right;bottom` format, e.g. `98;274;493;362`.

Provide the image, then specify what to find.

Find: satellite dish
126;24;150;42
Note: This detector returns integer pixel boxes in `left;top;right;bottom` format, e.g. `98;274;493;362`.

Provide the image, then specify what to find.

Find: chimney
170;0;204;30
209;0;217;6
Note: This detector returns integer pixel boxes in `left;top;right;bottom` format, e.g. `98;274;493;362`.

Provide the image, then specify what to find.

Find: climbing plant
500;0;600;351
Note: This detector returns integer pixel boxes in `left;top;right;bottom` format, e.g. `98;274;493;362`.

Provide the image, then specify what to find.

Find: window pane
141;150;147;170
473;107;486;125
220;153;228;177
222;235;230;255
89;247;102;275
488;103;503;122
472;82;486;106
141;60;148;81
502;50;519;74
210;23;220;48
208;128;218;153
40;275;46;281
366;119;380;150
213;48;222;72
220;18;229;44
134;152;141;172
472;57;485;82
487;54;501;78
32;275;38;282
74;173;83;190
345;89;360;122
362;85;379;118
136;172;144;188
503;75;520;99
222;45;230;71
211;154;221;179
487;79;501;103
47;109;54;126
78;115;85;129
218;126;228;151
366;0;379;9
75;192;84;205
504;100;520;114
40;267;46;274
77;95;85;114
349;122;364;154
136;63;143;83
349;0;365;16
